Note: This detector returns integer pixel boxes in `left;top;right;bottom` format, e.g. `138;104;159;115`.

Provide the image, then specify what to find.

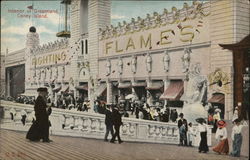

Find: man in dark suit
26;87;52;142
104;105;114;141
178;113;188;146
110;105;123;144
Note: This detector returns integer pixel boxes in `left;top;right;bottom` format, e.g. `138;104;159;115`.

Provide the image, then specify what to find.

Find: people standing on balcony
110;105;123;144
230;119;243;157
213;120;229;155
26;87;52;143
178;113;188;146
104;105;114;142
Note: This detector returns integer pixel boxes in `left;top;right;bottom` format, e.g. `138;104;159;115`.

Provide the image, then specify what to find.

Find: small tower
25;26;40;89
26;26;40;49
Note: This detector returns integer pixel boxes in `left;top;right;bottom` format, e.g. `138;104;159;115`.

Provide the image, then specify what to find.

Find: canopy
75;84;88;91
208;93;225;104
118;82;131;89
53;85;62;92
95;83;107;97
125;94;137;100
19;93;36;97
160;81;184;100
132;81;147;87
61;85;69;93
146;81;163;90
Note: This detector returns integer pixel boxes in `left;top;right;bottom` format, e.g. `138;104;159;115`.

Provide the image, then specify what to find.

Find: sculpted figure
131;56;137;74
116;22;122;36
182;47;191;73
62;66;65;79
117;57;123;75
106;59;111;76
163;50;170;72
145;14;152;29
146;52;152;73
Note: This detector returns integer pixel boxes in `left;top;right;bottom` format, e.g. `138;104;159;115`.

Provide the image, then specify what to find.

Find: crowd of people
176;112;245;158
2;92;246;157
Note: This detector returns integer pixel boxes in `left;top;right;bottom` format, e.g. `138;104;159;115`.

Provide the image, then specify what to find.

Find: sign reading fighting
31;50;67;67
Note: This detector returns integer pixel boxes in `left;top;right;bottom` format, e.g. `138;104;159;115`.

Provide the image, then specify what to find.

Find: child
230;119;243;157
187;122;196;146
213;120;229;155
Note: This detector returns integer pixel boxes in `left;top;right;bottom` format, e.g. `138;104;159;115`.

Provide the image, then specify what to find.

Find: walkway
0;128;248;160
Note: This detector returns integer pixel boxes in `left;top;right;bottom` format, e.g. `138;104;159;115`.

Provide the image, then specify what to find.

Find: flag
27;5;33;9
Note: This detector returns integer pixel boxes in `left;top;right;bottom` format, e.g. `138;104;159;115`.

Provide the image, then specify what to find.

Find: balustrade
0;100;211;146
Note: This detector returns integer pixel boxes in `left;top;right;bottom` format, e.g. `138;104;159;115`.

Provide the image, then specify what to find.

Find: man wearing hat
104;104;114;142
178;113;188;146
110;105;123;144
26;87;52;142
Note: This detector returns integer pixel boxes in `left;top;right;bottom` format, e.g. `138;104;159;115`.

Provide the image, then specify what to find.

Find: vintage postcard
0;0;249;159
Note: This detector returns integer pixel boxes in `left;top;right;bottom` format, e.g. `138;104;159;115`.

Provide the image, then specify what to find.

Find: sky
1;0;195;55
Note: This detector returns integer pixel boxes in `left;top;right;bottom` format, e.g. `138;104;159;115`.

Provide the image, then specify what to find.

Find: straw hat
217;120;226;128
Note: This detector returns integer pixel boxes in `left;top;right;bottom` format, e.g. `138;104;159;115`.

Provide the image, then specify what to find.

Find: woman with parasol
196;118;209;153
213;120;229;154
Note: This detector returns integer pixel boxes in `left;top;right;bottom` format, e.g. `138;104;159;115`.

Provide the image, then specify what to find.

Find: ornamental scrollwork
99;1;210;40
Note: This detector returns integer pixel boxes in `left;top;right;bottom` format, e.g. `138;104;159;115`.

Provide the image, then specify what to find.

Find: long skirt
213;138;229;154
231;134;242;157
26;121;43;141
199;132;209;152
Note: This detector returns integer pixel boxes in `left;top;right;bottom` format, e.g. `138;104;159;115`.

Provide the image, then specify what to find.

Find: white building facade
3;0;250;120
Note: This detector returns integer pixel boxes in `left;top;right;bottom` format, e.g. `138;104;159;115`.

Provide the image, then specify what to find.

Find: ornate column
106;80;112;104
163;79;170;107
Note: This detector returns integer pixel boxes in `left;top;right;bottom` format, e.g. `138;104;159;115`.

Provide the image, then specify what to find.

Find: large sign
99;15;210;57
31;49;69;67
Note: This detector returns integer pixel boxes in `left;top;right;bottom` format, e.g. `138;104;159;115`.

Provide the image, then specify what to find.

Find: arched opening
208;92;225;119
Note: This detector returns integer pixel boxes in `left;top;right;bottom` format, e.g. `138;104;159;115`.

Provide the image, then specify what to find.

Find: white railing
0;100;211;146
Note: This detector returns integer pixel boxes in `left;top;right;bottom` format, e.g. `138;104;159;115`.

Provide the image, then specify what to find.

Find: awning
132;81;147;87
61;85;69;93
160;81;184;100
20;93;36;97
95;83;107;97
118;82;131;89
208;93;224;104
75;84;88;91
53;85;62;92
146;82;163;90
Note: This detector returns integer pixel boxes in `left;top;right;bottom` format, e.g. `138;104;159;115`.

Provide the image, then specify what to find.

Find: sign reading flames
99;16;210;57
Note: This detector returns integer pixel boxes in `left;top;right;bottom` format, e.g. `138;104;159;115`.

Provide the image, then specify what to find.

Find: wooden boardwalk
0;128;249;160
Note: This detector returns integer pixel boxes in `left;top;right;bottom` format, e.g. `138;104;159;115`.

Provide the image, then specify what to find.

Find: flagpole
31;0;34;26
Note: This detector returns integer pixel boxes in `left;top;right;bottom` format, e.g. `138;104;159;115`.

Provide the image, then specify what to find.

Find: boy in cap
178;113;188;146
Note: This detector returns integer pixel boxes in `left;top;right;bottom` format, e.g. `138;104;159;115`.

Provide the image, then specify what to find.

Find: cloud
1;37;18;43
37;25;55;35
1;18;6;26
111;14;126;19
1;21;55;35
41;13;60;26
1;36;25;53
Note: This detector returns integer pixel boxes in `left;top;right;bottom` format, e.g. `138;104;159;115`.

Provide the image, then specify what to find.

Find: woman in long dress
26;87;52;142
230;119;243;157
197;118;209;153
213;120;229;154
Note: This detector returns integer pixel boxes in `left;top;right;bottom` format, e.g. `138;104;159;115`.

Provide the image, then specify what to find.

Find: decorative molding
98;1;210;40
31;39;69;55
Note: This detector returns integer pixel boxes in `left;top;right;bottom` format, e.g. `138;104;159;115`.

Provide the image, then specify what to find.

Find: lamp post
243;67;250;120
